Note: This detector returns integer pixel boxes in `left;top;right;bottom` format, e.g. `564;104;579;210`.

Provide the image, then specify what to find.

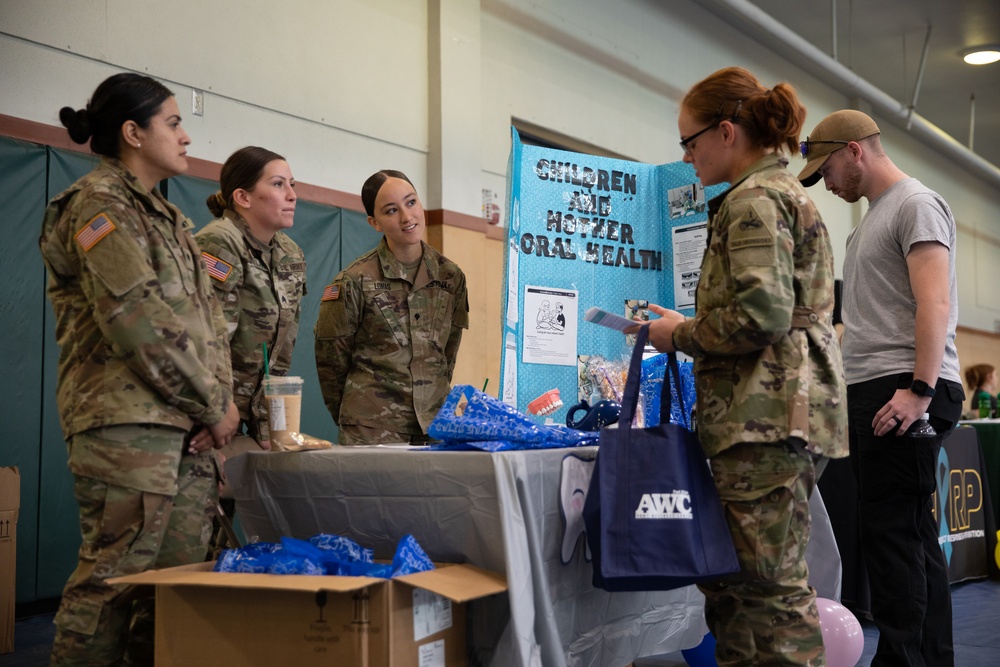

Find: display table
227;445;840;666
820;425;999;616
227;446;709;666
960;420;1000;523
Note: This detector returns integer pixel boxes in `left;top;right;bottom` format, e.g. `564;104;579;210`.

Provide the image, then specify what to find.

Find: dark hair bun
59;106;92;144
206;191;227;217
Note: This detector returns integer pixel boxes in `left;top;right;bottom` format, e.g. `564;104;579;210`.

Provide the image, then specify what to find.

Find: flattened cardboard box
111;561;506;667
0;467;20;655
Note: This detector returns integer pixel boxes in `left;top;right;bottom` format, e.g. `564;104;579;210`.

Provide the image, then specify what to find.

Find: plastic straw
482;378;489;393
263;342;269;377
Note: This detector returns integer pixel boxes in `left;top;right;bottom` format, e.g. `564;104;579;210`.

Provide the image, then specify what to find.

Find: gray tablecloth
227;445;840;666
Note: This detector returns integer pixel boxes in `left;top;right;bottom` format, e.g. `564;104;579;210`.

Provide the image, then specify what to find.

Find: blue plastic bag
427;385;598;450
640;354;695;429
213;533;434;579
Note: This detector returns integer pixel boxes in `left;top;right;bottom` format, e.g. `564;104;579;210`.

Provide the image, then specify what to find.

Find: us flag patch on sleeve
202;252;233;281
75;213;116;251
322;283;341;301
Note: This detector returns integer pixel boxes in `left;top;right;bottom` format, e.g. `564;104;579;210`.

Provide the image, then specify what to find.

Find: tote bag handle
619;324;687;430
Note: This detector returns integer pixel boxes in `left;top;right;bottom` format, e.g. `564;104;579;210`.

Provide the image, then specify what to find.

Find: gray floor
635;578;1000;666
3;579;999;665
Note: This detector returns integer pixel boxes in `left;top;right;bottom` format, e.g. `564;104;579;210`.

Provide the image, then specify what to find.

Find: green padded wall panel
309;207;381;439
280;200;342;440
340;208;380;266
0;137;48;603
37;148;100;599
166;172;217;230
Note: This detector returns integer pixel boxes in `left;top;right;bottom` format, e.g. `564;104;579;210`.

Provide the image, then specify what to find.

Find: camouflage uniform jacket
195;211;306;440
315;238;469;434
39;158;233;440
671;154;847;458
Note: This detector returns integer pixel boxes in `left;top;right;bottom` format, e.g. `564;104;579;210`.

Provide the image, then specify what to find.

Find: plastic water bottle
907;413;936;438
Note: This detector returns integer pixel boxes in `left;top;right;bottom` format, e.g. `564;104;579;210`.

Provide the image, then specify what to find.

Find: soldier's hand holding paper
645;304;686;353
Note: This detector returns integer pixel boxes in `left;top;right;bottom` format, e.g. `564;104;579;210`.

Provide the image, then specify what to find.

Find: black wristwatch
909;379;936;398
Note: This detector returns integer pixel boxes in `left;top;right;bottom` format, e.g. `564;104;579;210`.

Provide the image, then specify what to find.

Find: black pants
847;374;963;667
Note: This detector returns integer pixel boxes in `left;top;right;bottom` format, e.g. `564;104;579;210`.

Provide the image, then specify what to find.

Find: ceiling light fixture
962;46;1000;65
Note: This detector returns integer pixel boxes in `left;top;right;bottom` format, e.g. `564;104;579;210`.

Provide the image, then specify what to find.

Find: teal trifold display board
499;128;725;418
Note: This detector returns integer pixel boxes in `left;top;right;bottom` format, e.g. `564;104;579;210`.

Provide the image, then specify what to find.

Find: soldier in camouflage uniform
39;74;239;666
315;170;469;445
645;68;848;666
195;146;306;451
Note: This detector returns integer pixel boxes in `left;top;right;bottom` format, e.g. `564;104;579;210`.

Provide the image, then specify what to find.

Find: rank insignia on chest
202;252;233;281
75;213;116;251
322;283;341;301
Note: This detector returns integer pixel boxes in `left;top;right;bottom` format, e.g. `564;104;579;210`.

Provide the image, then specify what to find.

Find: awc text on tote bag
583;324;739;591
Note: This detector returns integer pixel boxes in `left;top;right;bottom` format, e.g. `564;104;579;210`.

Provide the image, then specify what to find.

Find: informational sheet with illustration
522;285;578;365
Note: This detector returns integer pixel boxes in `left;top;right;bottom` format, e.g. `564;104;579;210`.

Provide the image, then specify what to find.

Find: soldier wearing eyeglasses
645;67;847;667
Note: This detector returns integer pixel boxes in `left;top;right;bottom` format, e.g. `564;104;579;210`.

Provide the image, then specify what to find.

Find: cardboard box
0;467;19;655
111;561;506;667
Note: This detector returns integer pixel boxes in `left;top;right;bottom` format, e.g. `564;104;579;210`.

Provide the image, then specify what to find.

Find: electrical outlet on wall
192;89;204;116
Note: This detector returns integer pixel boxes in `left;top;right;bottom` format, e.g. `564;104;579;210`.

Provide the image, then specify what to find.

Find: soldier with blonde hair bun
644;67;848;666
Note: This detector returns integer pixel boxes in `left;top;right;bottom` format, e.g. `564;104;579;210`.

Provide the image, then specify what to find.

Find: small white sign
412;589;452;641
417;639;446;667
506;236;520;324
502;331;518;406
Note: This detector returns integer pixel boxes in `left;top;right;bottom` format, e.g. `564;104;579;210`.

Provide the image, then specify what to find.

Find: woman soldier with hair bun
315;169;469;446
643;67;848;666
195;146;306;454
40;72;239;664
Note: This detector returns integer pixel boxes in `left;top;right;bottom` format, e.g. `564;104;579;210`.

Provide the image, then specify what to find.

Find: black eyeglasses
679;121;722;156
799;139;849;158
679;100;742;157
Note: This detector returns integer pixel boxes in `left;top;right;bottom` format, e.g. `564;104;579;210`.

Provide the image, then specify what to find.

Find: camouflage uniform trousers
337;423;433;446
698;439;825;667
51;425;218;667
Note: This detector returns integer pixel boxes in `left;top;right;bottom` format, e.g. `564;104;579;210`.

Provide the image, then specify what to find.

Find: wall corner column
427;0;483;219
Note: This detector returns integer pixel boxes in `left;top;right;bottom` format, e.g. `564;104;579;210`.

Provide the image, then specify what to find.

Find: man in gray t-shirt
799;109;964;667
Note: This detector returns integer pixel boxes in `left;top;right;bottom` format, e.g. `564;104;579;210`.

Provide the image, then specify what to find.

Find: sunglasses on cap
799;138;849;158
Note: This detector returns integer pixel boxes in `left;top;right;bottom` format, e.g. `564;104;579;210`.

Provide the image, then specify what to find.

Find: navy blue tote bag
583;324;739;591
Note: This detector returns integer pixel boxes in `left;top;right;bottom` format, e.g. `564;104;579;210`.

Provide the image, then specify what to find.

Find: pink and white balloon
816;597;864;667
